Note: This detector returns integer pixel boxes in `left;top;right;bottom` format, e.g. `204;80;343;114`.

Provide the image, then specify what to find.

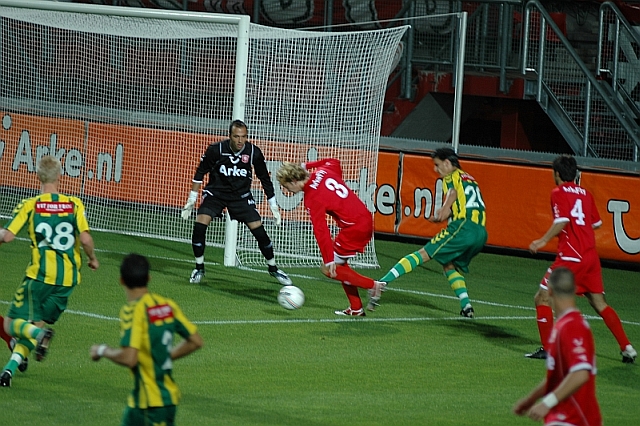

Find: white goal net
0;1;407;269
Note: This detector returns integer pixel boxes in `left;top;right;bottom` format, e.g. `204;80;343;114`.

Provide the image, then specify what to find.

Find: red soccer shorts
333;219;373;259
540;248;604;294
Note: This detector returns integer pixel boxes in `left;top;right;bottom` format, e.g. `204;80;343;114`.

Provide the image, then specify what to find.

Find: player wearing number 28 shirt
276;158;384;317
0;155;99;388
7;193;89;285
526;155;636;364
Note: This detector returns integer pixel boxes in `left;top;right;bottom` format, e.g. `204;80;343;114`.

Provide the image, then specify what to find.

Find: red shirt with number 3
303;158;373;265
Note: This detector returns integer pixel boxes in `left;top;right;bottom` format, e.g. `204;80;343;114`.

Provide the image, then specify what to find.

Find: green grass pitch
0;231;638;425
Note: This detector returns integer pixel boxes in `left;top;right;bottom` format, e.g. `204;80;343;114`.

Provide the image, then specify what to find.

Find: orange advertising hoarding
84;123;214;207
2;110;638;264
0;113;86;195
1;111;380;219
374;151;400;234
0;111;218;208
580;171;640;262
376;152;640;264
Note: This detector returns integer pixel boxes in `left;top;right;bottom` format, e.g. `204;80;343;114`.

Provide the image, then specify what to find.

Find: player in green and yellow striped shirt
375;148;488;317
0;156;99;388
90;254;203;426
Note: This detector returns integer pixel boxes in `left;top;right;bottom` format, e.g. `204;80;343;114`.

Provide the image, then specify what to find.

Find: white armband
541;393;558;408
97;344;108;358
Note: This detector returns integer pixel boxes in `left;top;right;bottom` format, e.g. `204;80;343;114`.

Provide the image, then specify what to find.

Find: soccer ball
277;285;305;310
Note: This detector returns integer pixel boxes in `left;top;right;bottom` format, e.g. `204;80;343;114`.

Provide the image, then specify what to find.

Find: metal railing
522;0;640;161
405;0;522;94
597;2;640;128
410;0;522;69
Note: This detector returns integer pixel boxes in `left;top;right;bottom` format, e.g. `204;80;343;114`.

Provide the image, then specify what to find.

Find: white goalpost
0;0;407;270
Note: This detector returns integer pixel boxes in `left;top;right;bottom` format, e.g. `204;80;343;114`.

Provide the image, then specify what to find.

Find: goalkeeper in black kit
181;120;291;285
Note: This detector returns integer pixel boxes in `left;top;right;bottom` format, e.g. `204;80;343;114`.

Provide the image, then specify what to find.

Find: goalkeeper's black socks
192;223;207;258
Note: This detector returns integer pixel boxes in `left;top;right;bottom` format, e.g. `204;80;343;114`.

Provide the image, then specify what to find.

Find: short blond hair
276;162;308;185
37;155;63;184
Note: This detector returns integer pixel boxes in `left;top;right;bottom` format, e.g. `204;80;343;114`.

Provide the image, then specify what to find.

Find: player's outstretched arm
303;158;335;171
90;344;138;368
527;370;590;421
80;231;99;270
529;221;566;253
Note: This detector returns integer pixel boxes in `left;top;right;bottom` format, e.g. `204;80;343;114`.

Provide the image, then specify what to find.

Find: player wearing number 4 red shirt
514;268;601;426
276;159;384;316
0;155;99;388
525;155;636;364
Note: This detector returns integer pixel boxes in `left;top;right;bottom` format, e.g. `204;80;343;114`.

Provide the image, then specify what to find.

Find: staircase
522;0;640;161
382;0;640;162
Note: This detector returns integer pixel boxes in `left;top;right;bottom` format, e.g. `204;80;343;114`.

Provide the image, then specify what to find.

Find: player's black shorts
197;190;262;224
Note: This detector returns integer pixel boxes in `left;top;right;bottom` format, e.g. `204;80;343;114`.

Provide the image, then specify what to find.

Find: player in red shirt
514;267;602;426
276;159;384;316
525;155;636;363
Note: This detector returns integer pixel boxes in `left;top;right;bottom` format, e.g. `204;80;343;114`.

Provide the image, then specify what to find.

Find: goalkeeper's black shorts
198;190;261;224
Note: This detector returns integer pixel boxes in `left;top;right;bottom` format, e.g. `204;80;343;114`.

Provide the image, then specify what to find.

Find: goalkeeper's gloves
181;191;198;220
268;197;282;226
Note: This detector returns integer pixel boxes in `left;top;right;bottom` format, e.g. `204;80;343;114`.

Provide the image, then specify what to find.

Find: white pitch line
1;299;639;327
63;309;118;321
0;300;533;324
386;287;536;311
192;315;534;325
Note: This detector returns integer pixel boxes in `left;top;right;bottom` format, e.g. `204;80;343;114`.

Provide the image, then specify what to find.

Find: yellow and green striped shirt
5;193;90;286
443;169;487;226
120;292;198;409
